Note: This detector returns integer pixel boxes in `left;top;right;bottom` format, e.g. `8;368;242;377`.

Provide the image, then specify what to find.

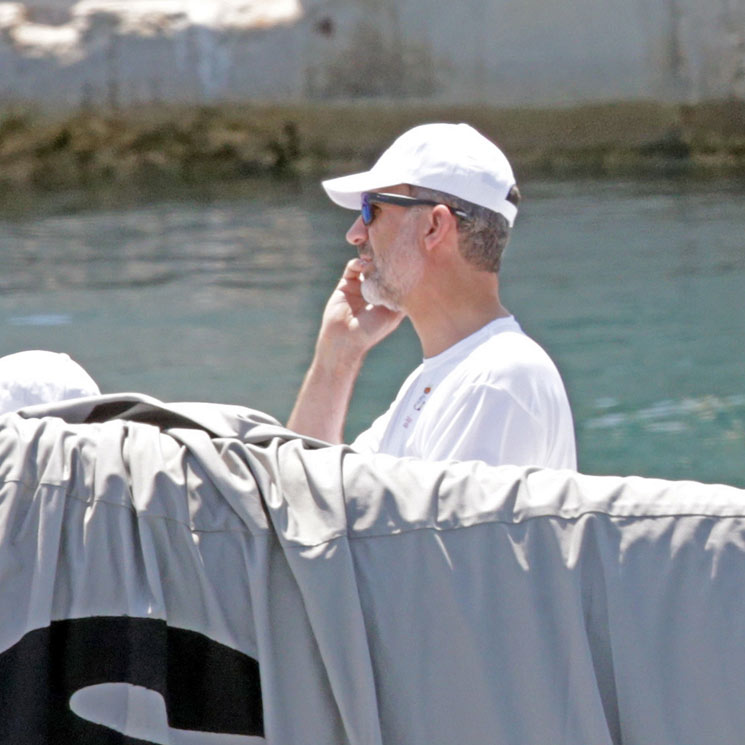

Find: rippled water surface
1;176;744;486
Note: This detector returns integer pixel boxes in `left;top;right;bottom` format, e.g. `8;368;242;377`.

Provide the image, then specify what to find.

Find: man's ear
422;204;457;253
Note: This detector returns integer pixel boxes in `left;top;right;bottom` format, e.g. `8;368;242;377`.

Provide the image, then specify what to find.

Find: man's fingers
341;257;367;280
336;259;368;299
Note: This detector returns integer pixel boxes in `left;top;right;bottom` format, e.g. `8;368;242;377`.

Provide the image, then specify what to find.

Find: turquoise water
1;176;743;487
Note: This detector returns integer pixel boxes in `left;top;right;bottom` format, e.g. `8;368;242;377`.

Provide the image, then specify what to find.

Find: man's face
347;186;426;312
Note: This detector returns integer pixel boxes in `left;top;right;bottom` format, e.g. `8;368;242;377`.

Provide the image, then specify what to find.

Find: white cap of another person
0;350;100;415
322;122;519;226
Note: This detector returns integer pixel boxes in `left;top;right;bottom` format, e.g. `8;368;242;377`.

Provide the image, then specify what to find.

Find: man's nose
346;216;368;245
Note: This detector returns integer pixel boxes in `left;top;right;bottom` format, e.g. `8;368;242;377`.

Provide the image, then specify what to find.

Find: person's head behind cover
0;350;100;415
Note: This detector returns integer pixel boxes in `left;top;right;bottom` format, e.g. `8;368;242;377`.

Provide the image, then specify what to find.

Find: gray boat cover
1;393;744;745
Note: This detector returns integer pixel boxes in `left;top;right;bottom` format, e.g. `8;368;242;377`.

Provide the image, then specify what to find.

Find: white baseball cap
0;350;100;415
322;122;518;226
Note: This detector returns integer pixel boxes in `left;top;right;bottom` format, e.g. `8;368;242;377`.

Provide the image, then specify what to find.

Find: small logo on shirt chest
403;386;433;429
414;386;432;411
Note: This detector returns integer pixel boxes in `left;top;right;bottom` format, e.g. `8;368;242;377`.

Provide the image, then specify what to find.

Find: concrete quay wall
1;0;743;109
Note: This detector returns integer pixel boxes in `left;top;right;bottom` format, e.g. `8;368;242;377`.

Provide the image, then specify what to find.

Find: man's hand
287;259;404;443
317;258;404;358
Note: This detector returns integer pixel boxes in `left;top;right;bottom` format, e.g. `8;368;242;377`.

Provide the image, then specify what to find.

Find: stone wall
1;0;743;109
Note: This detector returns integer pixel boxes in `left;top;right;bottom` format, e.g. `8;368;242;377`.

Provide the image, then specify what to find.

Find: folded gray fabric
1;394;743;744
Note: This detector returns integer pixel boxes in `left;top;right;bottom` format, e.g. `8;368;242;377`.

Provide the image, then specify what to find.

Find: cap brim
322;169;402;210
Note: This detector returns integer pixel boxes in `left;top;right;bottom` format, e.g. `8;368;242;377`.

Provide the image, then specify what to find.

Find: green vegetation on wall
1;100;744;193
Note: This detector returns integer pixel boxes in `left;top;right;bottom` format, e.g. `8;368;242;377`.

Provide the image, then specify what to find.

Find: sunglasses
361;192;469;226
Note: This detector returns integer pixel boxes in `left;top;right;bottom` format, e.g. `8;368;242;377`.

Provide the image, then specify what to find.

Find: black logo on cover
0;616;263;744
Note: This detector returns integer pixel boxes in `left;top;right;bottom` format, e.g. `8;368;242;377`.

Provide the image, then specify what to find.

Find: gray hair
408;184;520;273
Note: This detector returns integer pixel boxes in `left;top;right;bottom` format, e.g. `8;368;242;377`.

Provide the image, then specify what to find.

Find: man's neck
409;283;510;358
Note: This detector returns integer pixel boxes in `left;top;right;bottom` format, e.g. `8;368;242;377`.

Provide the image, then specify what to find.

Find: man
288;122;576;468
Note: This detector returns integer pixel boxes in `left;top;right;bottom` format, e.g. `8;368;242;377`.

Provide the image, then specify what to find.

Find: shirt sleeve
350;365;424;455
350;407;391;453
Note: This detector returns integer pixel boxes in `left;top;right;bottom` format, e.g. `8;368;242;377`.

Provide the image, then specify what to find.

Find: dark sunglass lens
361;196;373;225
